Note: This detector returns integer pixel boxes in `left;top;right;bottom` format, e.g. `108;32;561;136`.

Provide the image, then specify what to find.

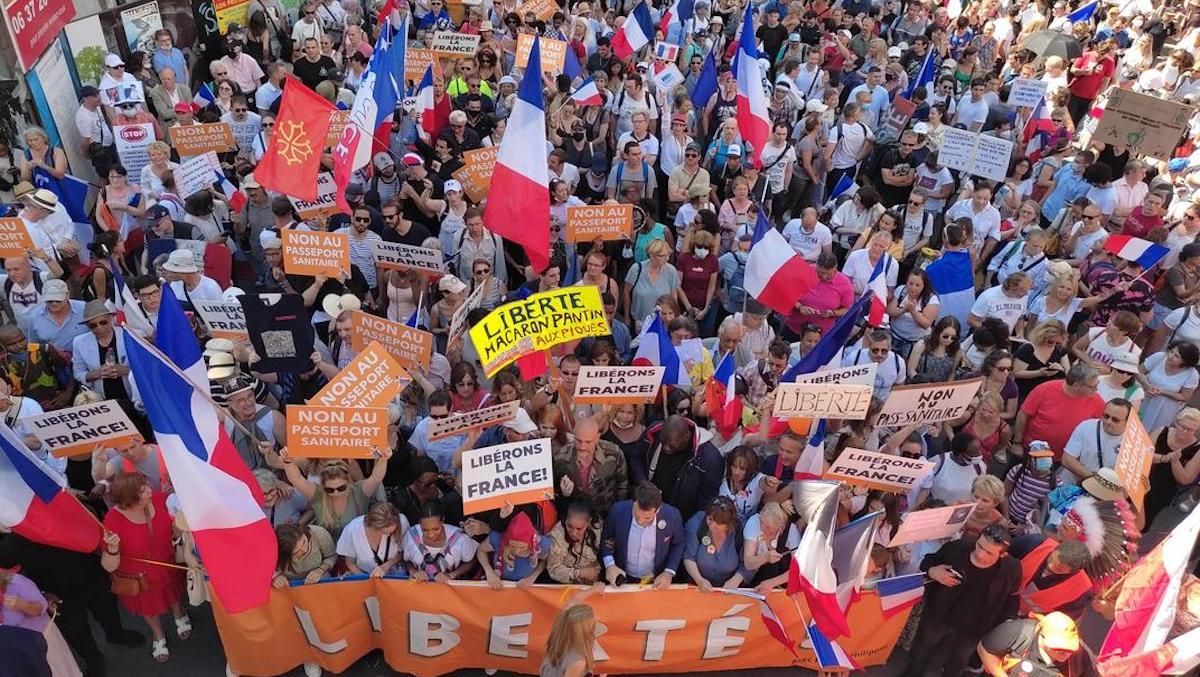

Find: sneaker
303;663;322;677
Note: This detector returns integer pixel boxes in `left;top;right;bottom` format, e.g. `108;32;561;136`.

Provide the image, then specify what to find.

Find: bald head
3;256;30;284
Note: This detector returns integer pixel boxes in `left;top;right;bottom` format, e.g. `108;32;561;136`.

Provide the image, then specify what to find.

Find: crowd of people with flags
3;0;1200;674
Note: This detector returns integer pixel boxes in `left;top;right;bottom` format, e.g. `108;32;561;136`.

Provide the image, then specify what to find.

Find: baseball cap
788;33;801;42
104;53;125;68
443;179;463;193
173;102;196;114
685;141;702;153
837;29;852;39
912;121;930;134
887;46;902;58
373;152;395;169
146;204;171;220
726;144;742;157
43;279;69;302
498;75;517;87
438;274;468;295
401;152;423;167
805;99;828;114
345;183;365;197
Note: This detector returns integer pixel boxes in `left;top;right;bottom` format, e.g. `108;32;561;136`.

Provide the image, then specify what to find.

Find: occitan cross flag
254;77;336;202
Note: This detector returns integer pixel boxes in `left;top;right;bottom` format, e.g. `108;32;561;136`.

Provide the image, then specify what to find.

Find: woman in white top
887;269;940;357
842;230;898;296
719;446;767;523
831;187;886;252
1025;263;1108;328
1138;343;1200;432
139;142;178;202
402;504;479;582
1072;311;1141;375
1097;352;1144;411
337;503;409;578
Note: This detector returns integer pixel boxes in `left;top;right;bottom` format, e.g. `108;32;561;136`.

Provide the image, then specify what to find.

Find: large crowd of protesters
4;0;1200;675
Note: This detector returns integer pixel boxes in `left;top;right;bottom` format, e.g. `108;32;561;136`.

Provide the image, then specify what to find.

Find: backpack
3;274;43;302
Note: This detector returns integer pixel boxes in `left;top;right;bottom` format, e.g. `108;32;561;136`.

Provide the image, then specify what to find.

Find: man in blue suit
601;482;683;590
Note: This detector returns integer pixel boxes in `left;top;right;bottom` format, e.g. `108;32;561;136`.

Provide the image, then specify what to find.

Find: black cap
146;204;170;220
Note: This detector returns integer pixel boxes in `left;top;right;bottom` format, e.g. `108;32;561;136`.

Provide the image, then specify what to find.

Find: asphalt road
93;505;1189;677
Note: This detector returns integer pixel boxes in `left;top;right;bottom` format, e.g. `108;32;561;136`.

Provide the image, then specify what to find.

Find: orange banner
281;229;350;277
0;218;34;257
349;310;434;370
169;122;237;155
285;405;388;459
214;581;908;677
1115;413;1153;511
311;341;410;408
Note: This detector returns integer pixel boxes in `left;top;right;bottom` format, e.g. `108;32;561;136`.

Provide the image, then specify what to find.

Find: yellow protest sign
469;286;608;376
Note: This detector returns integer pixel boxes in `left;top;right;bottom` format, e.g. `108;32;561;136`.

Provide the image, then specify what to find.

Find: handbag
109;505;153;596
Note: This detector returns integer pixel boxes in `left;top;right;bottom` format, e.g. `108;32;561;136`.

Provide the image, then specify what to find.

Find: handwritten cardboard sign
1093;89;1194;161
372;241;445;275
460;438;554;514
573;366;664;404
286;405;388;459
515;33;567;73
349;310;434;370
311;341;410;408
937;127;1013;182
1006;78;1048;109
281;229;350;277
428;399;521;441
824;448;936;494
193;299;248;340
26;401;143;458
566;204;634;242
875;379;983;427
448;281;486;347
773;382;874;420
169;122;236;155
0;218;34;257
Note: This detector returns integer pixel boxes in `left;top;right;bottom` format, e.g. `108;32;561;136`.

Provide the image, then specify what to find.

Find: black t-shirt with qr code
239;294;315;374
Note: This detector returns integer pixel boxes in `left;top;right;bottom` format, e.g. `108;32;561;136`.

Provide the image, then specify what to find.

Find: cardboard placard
312;341;411;408
937;127;1013;182
326;110;350;148
431;31;481;56
175;155;218;199
448;281;486;346
0;218;34;257
1093;89;1193;162
286;405;388;459
875;379;983;427
371;240;445;275
452;147;498;203
405;48;438;81
793;363;877;387
281;229;350;277
824;448;936;494
886;503;978;548
517;0;558;20
288;172;341;219
1006;78;1048;109
773;382;874;420
650;63;685;92
460;438;554;514
469;286;609;377
515;34;567;73
26;401;143;458
194;299;248;339
169;122;237;156
565;204;634;242
428;399;520;441
878;95;916;146
573;366;664;403
1114;412;1153;511
349;310;434;370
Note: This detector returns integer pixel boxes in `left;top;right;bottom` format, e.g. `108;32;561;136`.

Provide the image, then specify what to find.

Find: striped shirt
1004;464;1055;525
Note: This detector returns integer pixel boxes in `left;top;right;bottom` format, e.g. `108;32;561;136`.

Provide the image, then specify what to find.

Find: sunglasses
87;320;110;329
430;412;450;419
324;484;349;494
354;216;371;222
263;122;275;127
474;268;490;274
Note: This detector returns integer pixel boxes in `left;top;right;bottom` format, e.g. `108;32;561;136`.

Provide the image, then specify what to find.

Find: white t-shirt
1163;306;1200;349
616;132;661;161
337;515;411;573
828;121;874;170
842;346;907;400
970;286;1028;331
743;513;802;562
842;249;898;295
170;277;224;303
918;453;986;504
402;524;478;577
1067;222;1108;260
1096;378;1144;410
780;220;833;262
954;95;990;130
945;199;1002;253
914;165;955;213
1083;327;1140;370
760;143;796;193
1060;418;1123;484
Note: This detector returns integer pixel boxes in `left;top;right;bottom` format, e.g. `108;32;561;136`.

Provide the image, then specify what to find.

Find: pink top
786;271;855;335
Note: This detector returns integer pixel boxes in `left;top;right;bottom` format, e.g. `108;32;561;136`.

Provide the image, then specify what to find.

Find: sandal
152;637;169;662
175;615;192;640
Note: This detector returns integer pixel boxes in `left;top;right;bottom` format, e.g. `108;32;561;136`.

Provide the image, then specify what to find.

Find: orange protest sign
516;34;567;72
566;204;634;242
326;110;350;148
518;0;558;19
824;448;935;494
0;218;34;257
311;341;410;408
214;580;908;677
286;405;388;459
349;310;434;370
169;122;237;155
1115;412;1154;511
451;149;497;203
281;229;350;277
405;48;439;81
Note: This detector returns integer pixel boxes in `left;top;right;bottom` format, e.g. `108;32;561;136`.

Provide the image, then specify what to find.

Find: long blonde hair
544;604;596;673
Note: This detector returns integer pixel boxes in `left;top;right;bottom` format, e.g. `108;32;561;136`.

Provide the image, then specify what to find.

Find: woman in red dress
100;473;188;662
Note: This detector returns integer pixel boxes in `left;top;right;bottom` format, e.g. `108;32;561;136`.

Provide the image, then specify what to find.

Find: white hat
502;407;538;434
726;144;742;157
207;352;239;380
22;188;59;211
373;152;395;169
443;179;463;193
912;121;930;134
203;338;237;357
498;75;517;87
222;286;245;302
241;172;260;190
104;53;125;68
887;46;903;58
1110;351;1140;374
321;293;361;318
805;99;828;114
163;249;199;274
438;274;467;295
42;279;69;302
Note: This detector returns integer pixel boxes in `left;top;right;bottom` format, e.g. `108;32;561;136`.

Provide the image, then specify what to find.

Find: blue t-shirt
487;532;551;581
408;416;466;474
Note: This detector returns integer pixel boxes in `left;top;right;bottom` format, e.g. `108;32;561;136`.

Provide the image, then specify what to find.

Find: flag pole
66;491;199;572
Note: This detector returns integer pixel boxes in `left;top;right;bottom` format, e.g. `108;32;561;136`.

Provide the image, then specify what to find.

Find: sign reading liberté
773;382;874;420
27;401;143;458
573;366;664;403
824;448;935;494
460;438;554;514
286;405;388;459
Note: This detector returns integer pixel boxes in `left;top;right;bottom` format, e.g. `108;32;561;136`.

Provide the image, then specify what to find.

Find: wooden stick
69;492;199;572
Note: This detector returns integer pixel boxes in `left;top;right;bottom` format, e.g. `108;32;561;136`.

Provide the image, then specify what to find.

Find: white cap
912;121;930;134
887;46;902;58
443;179;463;193
805;99;828;114
104;53;125;68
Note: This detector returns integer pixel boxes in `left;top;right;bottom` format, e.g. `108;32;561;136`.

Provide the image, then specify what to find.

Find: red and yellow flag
255;77;335;202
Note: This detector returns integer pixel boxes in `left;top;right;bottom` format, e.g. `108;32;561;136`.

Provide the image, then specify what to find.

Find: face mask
611;418;635;430
120;107;137;118
1033;457;1052;473
694;247;710;258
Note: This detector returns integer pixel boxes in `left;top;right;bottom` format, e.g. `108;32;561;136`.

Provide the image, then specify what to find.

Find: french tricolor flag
876;573;926;618
866;253;889;326
193;82;216;108
759;599;798;656
660;0;695;39
482;36;552;273
215;171;247;212
123;287;275;613
786;480;850;639
416;65;439;139
707;351;741;439
0;423;103;554
632;312;691;388
744;209;817;316
1104;234;1170;271
612;1;654;59
806;619;861;671
794;419;826;479
734;7;770;169
570;76;605;107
